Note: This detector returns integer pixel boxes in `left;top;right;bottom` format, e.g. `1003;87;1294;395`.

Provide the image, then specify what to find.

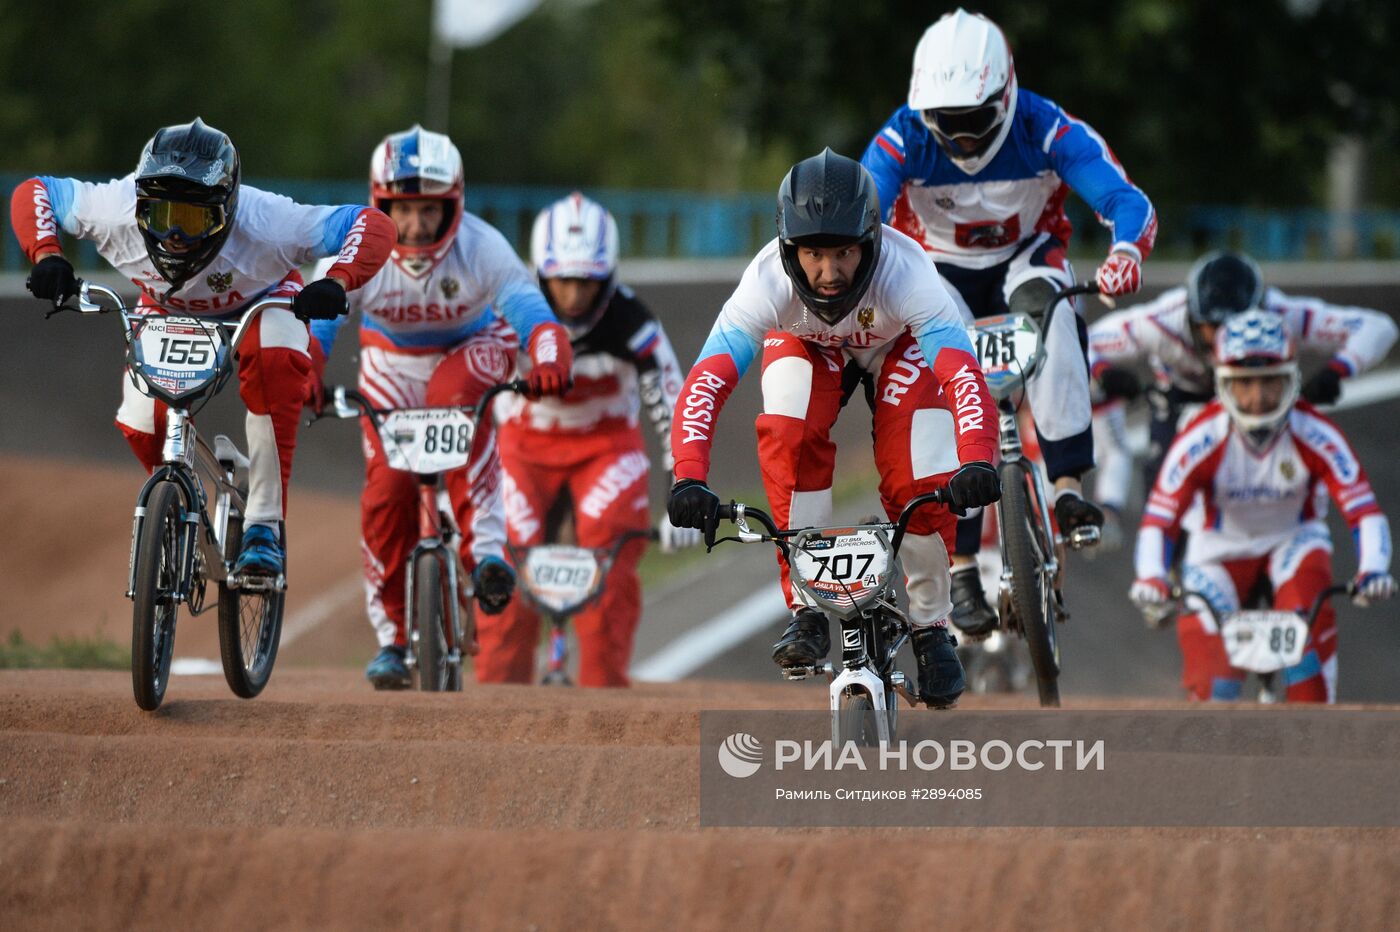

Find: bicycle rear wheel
217;513;285;698
413;551;454;692
999;463;1060;708
131;481;183;711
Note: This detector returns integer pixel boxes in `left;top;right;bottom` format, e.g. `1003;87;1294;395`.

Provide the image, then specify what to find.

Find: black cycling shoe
1054;491;1105;534
949;566;999;638
911;625;966;708
771;608;831;667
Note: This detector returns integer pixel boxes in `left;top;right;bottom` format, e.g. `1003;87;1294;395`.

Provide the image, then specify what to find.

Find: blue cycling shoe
234;524;284;576
366;645;411;690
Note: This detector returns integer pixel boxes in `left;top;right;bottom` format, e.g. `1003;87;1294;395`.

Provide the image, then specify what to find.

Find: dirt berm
1;671;1398;930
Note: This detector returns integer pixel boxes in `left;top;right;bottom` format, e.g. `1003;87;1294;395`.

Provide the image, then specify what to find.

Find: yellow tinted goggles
137;199;227;242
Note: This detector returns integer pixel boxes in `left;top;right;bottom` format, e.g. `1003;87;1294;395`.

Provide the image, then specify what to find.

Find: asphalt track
3;276;1400;700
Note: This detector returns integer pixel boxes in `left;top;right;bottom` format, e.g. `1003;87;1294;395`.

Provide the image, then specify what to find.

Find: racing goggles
922;99;1006;141
136;198;227;244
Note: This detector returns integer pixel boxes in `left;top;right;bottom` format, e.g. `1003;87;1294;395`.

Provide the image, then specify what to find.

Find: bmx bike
704;488;955;746
509;528;658;685
49;281;292;710
963;281;1103;707
317;380;526;691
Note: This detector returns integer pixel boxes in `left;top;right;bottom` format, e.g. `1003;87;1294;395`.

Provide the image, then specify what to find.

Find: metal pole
426;11;453;133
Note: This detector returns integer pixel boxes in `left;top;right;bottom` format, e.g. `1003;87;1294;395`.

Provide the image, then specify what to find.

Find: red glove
524;322;574;397
1096;251;1142;297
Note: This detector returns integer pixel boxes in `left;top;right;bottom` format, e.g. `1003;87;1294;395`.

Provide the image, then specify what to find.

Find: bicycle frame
320;381;526;677
71;282;290;608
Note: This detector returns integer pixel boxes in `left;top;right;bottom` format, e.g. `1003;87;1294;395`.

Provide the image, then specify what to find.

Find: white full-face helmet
908;9;1019;175
1214;310;1300;445
370;125;464;277
530;192;619;331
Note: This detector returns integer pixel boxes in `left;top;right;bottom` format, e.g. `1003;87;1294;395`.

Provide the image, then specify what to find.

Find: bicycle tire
999;462;1061;708
414;551;452;692
834;691;888;747
217;512;285;699
131;480;183;711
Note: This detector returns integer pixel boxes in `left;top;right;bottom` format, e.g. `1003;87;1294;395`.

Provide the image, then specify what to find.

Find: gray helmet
134;117;240;288
776;148;882;325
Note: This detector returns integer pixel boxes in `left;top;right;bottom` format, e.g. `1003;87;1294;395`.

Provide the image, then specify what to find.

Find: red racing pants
1177;528;1338;703
357;321;517;648
758;331;960;626
479;423;650;687
116;304;311;528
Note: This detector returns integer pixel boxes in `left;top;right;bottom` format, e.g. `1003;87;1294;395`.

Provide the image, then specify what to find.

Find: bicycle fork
403;479;467;675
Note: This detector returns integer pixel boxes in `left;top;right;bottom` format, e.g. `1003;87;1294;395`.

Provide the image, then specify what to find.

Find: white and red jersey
670;225;997;482
10;174;393;311
1136;401;1391;577
1089;286;1398;394
310;211;555;359
496;284;684;456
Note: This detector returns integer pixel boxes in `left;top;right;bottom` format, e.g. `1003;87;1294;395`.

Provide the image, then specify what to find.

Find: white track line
631;583;788;682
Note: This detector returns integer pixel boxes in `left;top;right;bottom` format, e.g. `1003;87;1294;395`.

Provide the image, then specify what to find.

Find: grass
0;630;129;670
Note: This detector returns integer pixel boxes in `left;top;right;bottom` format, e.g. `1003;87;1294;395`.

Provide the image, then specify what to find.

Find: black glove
947;461;1001;514
1301;366;1344;405
668;479;719;532
472;557;515;616
26;254;77;303
1098;366;1142;402
293;277;348;321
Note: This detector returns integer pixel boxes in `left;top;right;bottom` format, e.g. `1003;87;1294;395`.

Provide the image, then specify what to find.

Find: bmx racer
859;8;1157;636
1129;311;1395;702
666;149;1001;708
1089;250;1398;523
12;117;394;579
484;192;700;687
308;125;574;689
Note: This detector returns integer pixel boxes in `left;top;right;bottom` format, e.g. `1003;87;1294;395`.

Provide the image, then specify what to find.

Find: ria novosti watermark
719;733;1103;778
699;710;1400;827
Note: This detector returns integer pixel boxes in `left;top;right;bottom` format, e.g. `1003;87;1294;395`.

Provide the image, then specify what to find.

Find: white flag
433;0;542;48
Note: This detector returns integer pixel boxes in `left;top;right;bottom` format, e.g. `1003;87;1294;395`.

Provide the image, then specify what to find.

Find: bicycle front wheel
131;480;183;711
413;551;454;692
217;515;285;698
999;463;1060;708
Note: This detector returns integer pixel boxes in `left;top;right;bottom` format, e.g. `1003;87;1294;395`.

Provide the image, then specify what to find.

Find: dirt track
2;670;1399;930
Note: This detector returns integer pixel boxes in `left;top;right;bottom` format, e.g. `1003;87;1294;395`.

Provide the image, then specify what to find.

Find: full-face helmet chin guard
370;125;465;277
1214;310;1299;439
776;149;882;326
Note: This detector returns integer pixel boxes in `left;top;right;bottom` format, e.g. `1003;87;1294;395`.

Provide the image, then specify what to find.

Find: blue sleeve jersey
860;90;1156;270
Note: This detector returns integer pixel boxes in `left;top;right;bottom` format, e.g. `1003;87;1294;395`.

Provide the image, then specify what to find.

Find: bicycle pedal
780;665;816;681
229;572;286;593
1067;525;1101;551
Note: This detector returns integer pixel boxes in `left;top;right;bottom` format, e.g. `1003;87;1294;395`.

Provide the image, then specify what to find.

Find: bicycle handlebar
704;487;952;554
63;279;293;358
1169;582;1356;629
318;379;530;426
1039;281;1101;323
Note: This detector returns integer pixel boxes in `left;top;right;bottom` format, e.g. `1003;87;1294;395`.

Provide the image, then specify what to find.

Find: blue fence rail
4;173;1400;271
